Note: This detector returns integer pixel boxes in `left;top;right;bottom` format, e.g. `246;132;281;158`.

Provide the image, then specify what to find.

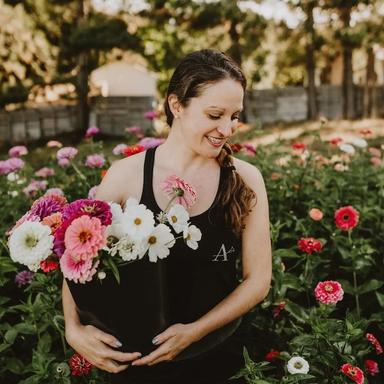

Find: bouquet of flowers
7;175;202;354
7;175;202;284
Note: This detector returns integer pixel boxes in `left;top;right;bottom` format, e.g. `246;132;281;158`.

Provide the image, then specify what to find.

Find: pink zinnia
35;167;55;178
125;126;144;138
334;206;359;231
0;158;25;174
47;140;62;148
298;237;322;254
161;175;197;209
23;179;48;198
9;145;28;157
57;147;78;161
85;126;100;138
139;137;165;149
69;353;93;375
112;143;128;156
365;359;379;376
60;250;99;283
366;333;383;355
314;280;344;304
85;154;105;168
64;215;107;260
371;157;382;167
309;208;323;221
58;158;70;167
243;143;257;156
340;363;364;384
144;110;158;120
368;147;382;158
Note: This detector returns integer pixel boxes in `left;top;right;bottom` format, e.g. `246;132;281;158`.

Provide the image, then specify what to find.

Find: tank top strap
140;146;158;210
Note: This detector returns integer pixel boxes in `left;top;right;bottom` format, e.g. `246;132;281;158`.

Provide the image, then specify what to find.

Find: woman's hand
65;323;142;373
131;323;199;366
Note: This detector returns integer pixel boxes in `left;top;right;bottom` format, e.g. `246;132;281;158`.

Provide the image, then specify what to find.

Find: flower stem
353;271;360;318
70;161;91;189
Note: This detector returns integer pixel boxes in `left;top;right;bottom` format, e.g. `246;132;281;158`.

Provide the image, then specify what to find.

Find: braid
216;143;257;236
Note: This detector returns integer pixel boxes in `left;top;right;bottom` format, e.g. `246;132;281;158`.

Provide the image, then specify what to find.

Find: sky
92;0;301;27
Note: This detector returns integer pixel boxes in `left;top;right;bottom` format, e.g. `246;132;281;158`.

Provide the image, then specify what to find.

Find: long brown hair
164;49;257;236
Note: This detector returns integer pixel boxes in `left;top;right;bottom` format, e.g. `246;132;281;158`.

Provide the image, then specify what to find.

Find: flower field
0;125;383;383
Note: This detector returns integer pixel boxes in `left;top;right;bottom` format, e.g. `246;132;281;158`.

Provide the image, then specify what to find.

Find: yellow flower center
25;235;38;248
134;218;141;225
148;236;157;244
325;284;333;292
294;361;303;369
79;231;91;243
171;215;177;223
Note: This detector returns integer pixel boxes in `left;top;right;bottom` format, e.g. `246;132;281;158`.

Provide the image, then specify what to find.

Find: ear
167;94;183;119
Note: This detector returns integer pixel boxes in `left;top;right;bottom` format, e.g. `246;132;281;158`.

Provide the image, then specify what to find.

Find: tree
3;0;141;132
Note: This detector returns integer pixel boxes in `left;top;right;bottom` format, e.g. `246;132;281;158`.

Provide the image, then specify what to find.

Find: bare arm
62;159;142;373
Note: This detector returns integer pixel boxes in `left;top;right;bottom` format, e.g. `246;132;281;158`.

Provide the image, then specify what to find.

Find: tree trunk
304;0;318;120
364;46;376;118
76;0;90;133
340;7;354;119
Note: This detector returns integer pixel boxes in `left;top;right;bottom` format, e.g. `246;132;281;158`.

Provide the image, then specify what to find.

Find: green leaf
285;301;309;323
375;291;384;308
4;329;18;344
357;279;384;295
104;257;120;284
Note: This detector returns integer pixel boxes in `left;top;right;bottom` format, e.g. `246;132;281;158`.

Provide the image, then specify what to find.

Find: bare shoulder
95;151;146;205
232;156;266;196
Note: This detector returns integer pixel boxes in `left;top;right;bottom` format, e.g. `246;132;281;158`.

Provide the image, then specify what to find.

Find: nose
217;119;235;138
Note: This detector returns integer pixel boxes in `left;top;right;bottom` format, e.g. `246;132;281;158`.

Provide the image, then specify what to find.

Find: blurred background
0;0;383;144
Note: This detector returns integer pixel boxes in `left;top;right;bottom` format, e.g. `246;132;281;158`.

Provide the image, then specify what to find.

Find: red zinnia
340;363;364;384
265;349;280;361
40;258;59;272
230;143;243;153
69;353;93;376
366;333;383;355
329;137;343;145
297;237;322;254
101;169;108;179
292;142;306;150
334;206;359;231
123;144;145;157
272;301;286;318
365;359;379;376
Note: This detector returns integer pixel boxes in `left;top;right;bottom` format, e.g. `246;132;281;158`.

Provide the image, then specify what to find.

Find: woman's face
173;78;244;158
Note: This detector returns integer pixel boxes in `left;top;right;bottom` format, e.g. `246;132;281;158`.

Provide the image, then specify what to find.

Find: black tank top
141;146;243;360
66;146;244;362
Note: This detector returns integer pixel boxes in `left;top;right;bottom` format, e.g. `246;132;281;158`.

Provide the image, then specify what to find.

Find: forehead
194;79;244;110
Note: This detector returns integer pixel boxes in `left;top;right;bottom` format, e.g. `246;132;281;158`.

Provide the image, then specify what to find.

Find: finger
152;329;175;346
108;351;142;363
105;360;130;374
132;344;170;366
93;329;123;349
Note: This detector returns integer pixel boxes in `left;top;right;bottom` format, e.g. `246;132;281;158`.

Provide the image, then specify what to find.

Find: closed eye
208;114;221;120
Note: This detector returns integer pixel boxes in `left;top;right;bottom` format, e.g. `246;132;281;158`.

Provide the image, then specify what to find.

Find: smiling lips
206;136;225;147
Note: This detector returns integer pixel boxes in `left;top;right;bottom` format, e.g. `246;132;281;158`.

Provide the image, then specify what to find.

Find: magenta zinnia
314;280;344;304
334;206;359;231
161;175;197;209
64;215;106;260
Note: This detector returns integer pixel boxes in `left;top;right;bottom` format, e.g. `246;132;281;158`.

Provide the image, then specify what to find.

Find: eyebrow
206;106;243;112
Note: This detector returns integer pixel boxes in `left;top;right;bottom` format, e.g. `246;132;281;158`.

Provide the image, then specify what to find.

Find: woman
62;49;272;383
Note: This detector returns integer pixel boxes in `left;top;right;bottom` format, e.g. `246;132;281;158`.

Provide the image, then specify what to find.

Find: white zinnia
166;204;190;233
122;198;155;241
287;356;310;375
111;235;143;261
8;221;53;271
338;143;355;155
352;138;367;148
183;225;202;250
109;202;124;222
143;224;175;262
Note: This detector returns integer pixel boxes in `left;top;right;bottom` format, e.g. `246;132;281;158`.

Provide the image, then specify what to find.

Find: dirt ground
248;118;384;146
